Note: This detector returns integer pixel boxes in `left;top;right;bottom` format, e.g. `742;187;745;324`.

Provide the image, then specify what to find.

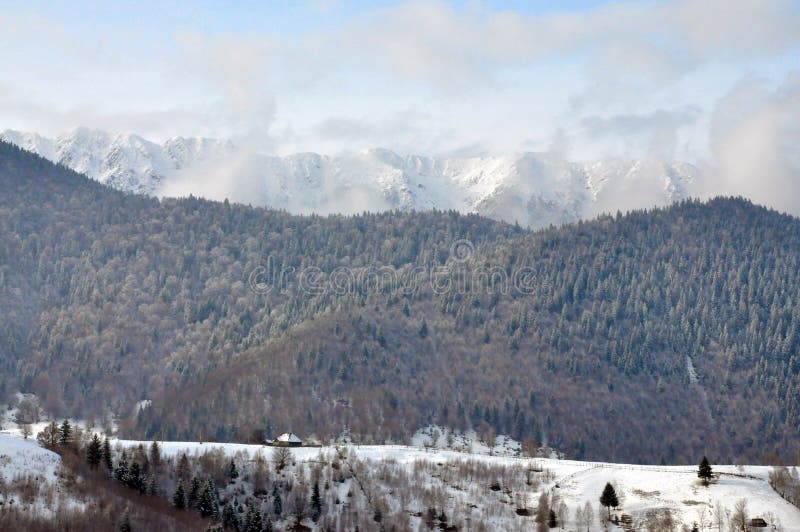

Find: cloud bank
1;0;799;214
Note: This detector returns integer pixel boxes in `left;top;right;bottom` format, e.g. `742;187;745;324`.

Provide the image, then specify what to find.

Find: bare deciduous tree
272;446;293;472
730;499;748;532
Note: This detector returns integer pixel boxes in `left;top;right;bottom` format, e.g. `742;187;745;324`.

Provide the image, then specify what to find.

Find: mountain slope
1;141;798;464
0;128;233;195
1;129;696;227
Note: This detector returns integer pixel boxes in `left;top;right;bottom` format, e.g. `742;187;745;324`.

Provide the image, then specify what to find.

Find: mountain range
2;139;799;464
0;128;698;228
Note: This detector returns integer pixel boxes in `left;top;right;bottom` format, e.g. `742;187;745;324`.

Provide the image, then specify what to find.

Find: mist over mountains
1;127;699;228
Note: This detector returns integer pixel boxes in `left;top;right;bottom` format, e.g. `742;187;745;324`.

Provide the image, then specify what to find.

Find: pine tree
419;319;429;338
244;504;262;532
147;475;158;496
102;437;113;471
149;440;161;470
128;462;144;493
188;476;201;509
599;482;619;520
176;452;191;482
59;419;72;445
86;433;102;468
114;452;129;483
698;455;713;485
228;459;239;482
173;481;186;509
198;479;219;518
311;481;322;521
221;504;240;530
272;483;282;517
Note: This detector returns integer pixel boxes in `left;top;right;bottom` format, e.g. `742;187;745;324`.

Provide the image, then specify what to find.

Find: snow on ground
113;438;800;531
0;434;60;482
411;425;523;456
0;434;66;517
555;462;800;530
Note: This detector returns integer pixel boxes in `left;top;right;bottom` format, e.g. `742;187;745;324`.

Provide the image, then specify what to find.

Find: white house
273;432;303;447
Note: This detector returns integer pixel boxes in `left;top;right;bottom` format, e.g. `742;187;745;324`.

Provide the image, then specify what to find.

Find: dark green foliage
102;437;113;471
222;504;240;530
114;452;129;483
197;479;219;518
127;462;144;493
188;476;201;509
59;419;72;445
698;455;713;483
149;441;161;470
86;433;102;468
272;483;282;517
311;481;322;521
173;481;186;509
600;482;619;518
228;459;239;482
244;504;262;532
176;453;191;482
418;319;429;338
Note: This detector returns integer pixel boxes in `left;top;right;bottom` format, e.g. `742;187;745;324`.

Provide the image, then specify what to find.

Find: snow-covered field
1;419;799;530
110;438;800;531
0;434;65;518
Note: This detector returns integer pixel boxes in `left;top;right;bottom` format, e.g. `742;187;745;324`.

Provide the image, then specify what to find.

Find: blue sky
1;0;799;175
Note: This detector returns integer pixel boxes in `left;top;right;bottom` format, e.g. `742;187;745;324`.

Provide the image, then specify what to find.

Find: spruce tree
198;479;219;518
188;476;201;509
228;459;239;482
176;452;191;482
114;452;129;483
272;483;282;517
149;440;161;470
128;462;144;493
86;433;102;468
173;481;186;509
698;455;713;485
102;437;113;471
59;419;72;445
599;482;619;520
245;504;262;532
221;504;240;530
311;481;322;521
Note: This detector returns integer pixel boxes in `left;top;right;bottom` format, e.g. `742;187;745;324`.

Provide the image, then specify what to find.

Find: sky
1;0;799;178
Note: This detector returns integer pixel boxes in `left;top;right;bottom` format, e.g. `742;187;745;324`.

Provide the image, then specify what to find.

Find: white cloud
697;72;800;214
580;106;702;159
0;0;798;181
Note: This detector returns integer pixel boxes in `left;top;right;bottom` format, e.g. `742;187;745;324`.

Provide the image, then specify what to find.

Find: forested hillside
1;140;799;464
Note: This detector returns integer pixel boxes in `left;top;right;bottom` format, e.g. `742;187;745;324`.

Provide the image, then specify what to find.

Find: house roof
276;432;302;443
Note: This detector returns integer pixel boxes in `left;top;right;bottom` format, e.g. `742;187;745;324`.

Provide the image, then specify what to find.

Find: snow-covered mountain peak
1;128;699;227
